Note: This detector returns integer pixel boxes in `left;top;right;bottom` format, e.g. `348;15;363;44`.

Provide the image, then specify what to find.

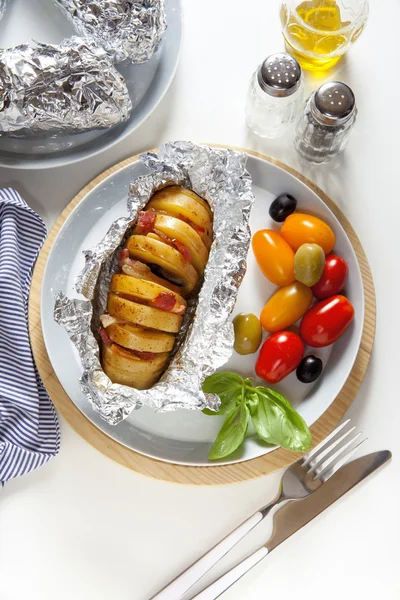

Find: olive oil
280;0;365;71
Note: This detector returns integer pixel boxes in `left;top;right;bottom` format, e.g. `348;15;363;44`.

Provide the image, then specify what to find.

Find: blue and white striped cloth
0;189;60;486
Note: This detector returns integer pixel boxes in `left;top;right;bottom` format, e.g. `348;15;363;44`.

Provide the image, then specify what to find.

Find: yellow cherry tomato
280;213;335;255
252;229;295;286
260;282;313;333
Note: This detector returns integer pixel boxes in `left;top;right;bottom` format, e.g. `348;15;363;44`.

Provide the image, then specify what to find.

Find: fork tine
305;425;356;471
317;437;368;483
318;438;368;483
312;433;366;481
302;418;351;467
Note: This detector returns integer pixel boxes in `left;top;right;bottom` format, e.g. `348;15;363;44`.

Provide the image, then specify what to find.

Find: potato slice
144;228;206;276
107;293;183;333
103;344;169;389
121;261;181;294
153;185;212;215
147;187;213;249
126;235;198;296
103;362;153;389
152;214;209;275
107;323;175;353
110;274;186;307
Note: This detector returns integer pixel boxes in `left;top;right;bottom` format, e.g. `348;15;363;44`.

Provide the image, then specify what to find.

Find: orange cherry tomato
280;213;335;255
252;230;295;286
260;282;313;333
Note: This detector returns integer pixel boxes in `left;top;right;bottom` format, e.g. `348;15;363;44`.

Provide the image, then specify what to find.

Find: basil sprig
203;372;312;460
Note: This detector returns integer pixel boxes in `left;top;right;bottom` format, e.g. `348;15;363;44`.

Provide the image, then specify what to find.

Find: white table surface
1;1;399;599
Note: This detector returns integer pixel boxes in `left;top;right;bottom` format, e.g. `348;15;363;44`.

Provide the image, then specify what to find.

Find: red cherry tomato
312;255;349;300
300;295;354;348
255;331;304;384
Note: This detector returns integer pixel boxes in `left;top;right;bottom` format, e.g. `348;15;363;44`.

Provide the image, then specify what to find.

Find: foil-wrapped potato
0;37;132;136
54;0;167;64
54;141;255;422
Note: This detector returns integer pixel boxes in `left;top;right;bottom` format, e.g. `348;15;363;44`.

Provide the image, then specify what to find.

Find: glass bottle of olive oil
280;0;368;71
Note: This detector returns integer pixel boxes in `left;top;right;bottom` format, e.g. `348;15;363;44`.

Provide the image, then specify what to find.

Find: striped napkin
0;188;60;486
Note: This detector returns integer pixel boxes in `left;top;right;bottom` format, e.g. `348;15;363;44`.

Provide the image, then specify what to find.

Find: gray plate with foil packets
0;0;181;169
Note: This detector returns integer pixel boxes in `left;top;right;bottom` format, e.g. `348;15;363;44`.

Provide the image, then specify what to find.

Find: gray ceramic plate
41;152;364;466
0;0;181;169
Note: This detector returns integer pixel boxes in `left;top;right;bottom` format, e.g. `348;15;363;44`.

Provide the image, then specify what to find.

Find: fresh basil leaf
208;403;250;460
202;408;220;416
203;372;245;416
202;372;244;395
245;390;260;415
252;389;312;452
202;396;237;416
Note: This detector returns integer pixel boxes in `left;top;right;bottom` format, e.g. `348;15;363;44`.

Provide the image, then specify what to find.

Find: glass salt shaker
246;52;304;139
294;81;357;164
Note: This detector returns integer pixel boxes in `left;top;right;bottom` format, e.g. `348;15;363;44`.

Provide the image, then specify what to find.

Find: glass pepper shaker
294;81;357;164
246;52;304;139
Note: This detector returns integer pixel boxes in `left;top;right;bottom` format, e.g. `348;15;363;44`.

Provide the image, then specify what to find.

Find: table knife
192;450;391;599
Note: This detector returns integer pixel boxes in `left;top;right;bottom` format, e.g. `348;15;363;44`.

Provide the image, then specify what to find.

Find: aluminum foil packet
54;141;255;425
54;0;167;64
0;37;132;136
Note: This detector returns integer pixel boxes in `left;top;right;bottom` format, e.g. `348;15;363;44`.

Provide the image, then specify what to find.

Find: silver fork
150;419;365;600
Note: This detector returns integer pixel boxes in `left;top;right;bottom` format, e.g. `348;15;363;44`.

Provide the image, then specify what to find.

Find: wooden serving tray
29;147;375;486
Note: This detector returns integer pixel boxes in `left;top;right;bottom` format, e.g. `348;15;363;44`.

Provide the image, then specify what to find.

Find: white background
0;0;399;599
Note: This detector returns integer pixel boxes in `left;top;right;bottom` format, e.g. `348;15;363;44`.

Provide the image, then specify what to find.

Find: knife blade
267;449;391;552
192;450;391;599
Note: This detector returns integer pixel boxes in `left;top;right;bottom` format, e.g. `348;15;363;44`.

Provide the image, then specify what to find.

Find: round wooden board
29;146;376;486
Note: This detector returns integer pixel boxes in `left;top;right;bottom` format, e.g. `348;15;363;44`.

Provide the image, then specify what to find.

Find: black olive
296;355;323;384
150;264;185;287
269;194;297;222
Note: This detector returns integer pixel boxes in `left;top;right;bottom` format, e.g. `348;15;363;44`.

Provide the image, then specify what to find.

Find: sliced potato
107;322;175;353
146;232;165;243
103;344;169;389
107;293;183;333
126;235;198;296
145;228;206;276
153;214;209;275
121;261;181;294
147;187;213;249
110;274;186;307
153;185;212;215
100;186;213;391
103;362;152;389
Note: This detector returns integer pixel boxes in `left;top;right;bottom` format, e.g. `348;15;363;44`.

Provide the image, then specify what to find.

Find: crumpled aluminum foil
54;0;167;64
54;141;255;425
0;37;132;135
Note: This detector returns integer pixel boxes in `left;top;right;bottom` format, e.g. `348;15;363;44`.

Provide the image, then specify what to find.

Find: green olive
233;313;262;355
294;243;325;287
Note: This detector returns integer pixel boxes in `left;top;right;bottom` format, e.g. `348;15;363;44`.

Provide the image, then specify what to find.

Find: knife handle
191;547;269;599
149;512;265;600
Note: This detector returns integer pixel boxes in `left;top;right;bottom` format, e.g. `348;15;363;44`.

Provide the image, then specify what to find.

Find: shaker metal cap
312;81;356;126
258;53;302;98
